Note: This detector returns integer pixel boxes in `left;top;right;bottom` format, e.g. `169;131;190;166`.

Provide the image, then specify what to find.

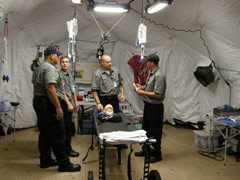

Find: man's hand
135;83;141;87
75;103;80;112
97;103;104;112
133;83;137;89
56;107;63;120
136;90;145;96
68;103;74;112
136;84;145;90
120;95;126;102
133;83;139;91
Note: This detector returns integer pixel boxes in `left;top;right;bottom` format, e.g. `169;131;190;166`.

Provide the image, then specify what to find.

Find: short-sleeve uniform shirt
32;60;65;100
91;66;123;97
143;67;166;104
59;69;74;100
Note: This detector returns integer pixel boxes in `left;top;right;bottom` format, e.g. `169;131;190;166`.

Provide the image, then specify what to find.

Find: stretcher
83;107;161;180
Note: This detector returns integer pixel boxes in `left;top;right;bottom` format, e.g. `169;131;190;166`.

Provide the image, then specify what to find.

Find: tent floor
0;123;239;180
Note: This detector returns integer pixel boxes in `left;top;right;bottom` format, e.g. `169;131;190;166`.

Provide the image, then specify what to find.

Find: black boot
135;150;145;157
58;162;81;172
149;152;162;163
135;144;146;157
68;149;80;157
149;156;162;163
40;159;58;168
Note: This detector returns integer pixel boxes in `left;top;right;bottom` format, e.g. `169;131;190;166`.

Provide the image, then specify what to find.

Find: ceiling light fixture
146;0;173;14
71;0;82;4
93;1;129;13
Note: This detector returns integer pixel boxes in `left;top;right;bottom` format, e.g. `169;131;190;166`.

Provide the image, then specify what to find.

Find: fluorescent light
94;7;128;13
147;0;173;14
72;0;82;4
147;3;167;14
93;2;129;13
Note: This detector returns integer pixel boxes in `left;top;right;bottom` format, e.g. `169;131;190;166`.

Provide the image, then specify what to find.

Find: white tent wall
0;28;42;128
0;0;240;128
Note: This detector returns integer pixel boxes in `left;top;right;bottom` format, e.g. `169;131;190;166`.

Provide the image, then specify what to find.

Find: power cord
198;150;224;161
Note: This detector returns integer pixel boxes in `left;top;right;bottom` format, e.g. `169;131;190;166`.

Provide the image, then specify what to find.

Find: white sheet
99;130;148;144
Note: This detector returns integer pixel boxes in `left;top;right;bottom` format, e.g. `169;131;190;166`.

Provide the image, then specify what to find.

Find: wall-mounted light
146;0;173;14
93;1;129;13
71;0;82;4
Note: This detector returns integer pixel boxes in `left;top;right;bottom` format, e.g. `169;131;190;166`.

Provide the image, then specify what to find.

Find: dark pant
142;102;164;157
99;95;120;113
62;101;73;153
33;96;69;166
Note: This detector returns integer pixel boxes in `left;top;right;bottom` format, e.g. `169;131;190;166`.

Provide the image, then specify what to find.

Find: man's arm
45;83;63;120
73;90;79;112
135;84;146;90
92;90;104;112
119;84;126;102
64;94;74;112
136;90;162;98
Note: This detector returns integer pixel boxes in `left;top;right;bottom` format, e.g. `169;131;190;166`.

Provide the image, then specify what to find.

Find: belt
100;95;117;98
144;101;163;105
100;95;117;100
34;95;48;99
59;98;64;102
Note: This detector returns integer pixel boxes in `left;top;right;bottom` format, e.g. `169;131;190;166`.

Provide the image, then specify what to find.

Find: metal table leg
99;140;106;180
224;127;228;166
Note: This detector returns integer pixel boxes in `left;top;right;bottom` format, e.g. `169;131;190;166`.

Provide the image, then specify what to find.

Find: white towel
99;130;148;144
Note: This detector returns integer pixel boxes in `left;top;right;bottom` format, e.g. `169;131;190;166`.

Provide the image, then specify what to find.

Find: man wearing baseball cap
133;53;166;163
32;46;81;172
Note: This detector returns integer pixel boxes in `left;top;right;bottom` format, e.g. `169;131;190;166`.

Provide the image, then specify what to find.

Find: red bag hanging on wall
127;55;149;85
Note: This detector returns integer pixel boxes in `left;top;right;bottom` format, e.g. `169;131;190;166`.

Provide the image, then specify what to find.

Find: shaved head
101;54;112;71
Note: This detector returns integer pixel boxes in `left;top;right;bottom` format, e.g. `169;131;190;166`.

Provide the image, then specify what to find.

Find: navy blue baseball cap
143;54;159;64
44;46;63;56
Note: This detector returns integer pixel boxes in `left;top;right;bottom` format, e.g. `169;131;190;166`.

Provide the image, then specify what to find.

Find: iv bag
67;18;78;38
137;23;147;44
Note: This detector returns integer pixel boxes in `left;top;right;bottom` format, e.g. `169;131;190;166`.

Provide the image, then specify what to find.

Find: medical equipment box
193;130;219;148
80;113;93;135
213;108;240;117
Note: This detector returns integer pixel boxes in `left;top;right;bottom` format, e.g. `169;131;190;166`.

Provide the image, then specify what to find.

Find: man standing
32;46;80;172
92;54;126;112
60;56;79;157
134;54;166;163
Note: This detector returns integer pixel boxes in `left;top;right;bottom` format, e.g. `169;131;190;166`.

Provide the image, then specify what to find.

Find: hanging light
71;0;82;4
93;1;129;13
146;0;173;14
